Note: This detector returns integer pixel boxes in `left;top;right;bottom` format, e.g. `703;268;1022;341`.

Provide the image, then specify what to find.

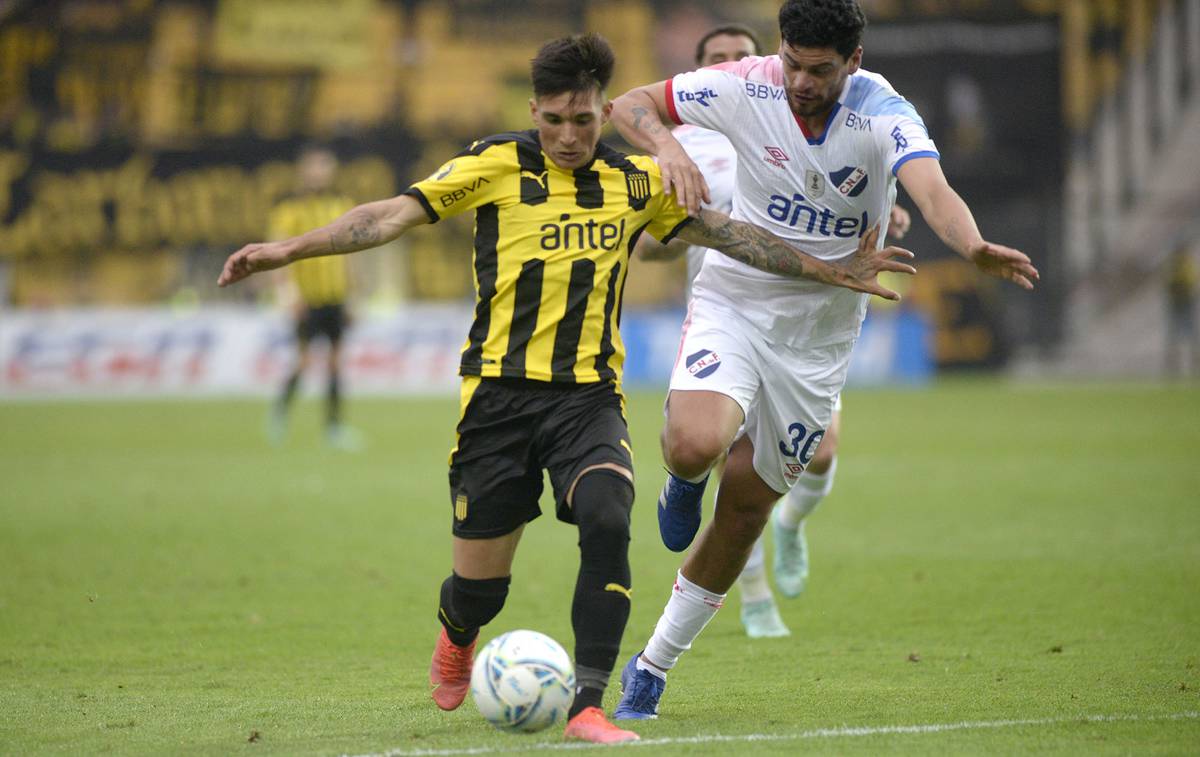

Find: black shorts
448;378;634;539
297;303;346;344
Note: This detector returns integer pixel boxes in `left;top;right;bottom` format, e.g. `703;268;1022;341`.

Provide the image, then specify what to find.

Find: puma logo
605;583;633;600
521;169;549;189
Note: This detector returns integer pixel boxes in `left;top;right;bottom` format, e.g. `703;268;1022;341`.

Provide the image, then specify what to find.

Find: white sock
668;467;710;484
641;571;726;673
777;456;837;529
737;535;772;604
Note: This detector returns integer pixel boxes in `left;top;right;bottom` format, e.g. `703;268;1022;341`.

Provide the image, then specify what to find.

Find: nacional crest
830;165;869;197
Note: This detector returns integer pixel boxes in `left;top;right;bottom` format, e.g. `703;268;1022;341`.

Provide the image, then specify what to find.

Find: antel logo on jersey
540;216;627;251
763;146;790;168
677;87;719;107
767;192;870;238
686;349;721;378
830;165;869;197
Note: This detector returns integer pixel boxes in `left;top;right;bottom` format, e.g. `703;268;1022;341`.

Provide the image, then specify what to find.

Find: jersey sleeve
883;111;939;176
839;72;940;176
402;140;508;223
632;156;693;243
872;100;939;176
664;67;745;133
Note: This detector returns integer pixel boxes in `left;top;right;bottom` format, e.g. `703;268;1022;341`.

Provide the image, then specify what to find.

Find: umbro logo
763;145;790;169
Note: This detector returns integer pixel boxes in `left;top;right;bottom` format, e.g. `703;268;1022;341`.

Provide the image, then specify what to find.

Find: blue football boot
656;472;709;552
613;653;666;720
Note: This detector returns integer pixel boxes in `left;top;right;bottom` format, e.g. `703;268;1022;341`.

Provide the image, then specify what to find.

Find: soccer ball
470;629;575;733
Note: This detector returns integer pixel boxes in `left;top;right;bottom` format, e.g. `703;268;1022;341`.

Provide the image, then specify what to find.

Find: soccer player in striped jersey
635;24;913;640
266;145;361;450
219;33;913;743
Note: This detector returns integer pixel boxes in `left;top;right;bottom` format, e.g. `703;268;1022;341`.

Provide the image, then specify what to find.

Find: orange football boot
429;628;475;710
563;706;640;743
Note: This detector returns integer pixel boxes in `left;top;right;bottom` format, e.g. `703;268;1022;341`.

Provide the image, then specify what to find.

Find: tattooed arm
674;210;917;301
218;195;428;287
612;81;710;215
897;157;1039;290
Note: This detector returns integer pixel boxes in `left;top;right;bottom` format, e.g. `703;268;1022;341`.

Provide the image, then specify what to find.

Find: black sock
568;470;634;718
437;573;510;647
570;680;605;715
278;371;300;412
327;370;341;427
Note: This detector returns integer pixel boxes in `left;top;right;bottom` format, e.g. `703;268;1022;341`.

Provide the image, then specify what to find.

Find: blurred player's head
529;33;615;170
297;145;338;193
695;24;760;67
776;0;866;118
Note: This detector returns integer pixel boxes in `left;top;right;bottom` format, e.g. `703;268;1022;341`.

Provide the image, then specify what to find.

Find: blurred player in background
266;145;363;451
634;22;913;640
612;0;1037;720
219;33;911;743
1165;241;1198;377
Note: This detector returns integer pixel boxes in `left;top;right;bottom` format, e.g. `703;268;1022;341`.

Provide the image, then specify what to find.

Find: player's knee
572;469;634;575
661;427;726;479
807;429;839;475
807;447;835;475
439;573;510;630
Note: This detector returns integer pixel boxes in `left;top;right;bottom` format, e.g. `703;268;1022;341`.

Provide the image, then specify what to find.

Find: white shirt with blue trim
667;56;938;346
672;124;737;292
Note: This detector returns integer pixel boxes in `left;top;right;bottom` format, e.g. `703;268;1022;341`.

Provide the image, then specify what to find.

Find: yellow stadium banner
213;0;375;70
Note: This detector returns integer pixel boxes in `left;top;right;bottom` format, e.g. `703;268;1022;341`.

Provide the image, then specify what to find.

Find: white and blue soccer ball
469;629;575;733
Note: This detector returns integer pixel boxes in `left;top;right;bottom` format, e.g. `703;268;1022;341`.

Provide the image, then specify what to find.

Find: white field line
343;710;1200;757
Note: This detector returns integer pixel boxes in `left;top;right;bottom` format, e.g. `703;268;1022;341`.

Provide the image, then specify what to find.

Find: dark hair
530;33;615;98
694;23;761;65
778;0;866;60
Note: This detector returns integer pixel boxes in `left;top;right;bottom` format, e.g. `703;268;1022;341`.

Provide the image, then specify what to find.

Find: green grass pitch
2;380;1198;755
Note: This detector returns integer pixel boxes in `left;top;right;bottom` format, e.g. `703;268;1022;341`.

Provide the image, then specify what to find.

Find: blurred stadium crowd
0;0;1196;381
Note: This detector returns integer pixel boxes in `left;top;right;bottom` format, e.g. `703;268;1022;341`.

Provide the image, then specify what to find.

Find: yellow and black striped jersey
268;192;355;307
404;129;692;385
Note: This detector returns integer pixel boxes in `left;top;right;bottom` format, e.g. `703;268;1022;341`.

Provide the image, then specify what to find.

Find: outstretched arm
898;158;1039;289
634;231;691;262
674;210;917;301
218;195;428;287
612;82;710;215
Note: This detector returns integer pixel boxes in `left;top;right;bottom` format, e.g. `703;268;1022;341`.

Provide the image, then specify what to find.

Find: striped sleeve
404;140;510;223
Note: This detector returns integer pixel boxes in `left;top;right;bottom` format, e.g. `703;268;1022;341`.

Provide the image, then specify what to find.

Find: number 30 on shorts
778;422;824;464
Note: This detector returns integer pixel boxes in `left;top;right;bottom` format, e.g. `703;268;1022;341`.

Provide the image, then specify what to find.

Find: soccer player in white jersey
612;0;1038;719
636;23;914;640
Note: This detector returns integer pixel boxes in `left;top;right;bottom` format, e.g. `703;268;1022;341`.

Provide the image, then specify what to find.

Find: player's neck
795;106;836;139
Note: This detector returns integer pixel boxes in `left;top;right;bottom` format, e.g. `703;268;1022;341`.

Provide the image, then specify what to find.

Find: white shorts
669;300;853;493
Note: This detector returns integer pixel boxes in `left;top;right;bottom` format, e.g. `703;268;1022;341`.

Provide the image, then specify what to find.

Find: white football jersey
673;125;737;289
668;56;939;347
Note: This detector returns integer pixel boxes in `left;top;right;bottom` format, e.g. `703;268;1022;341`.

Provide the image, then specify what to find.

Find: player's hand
888;204;912;240
657;140;710;216
968;241;1039;290
218;242;293;287
838;224;917;301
